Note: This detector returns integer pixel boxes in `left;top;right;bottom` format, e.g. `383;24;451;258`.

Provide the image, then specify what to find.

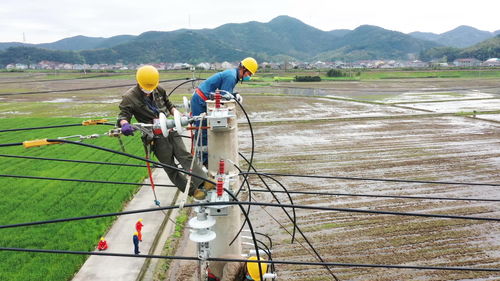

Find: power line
2;153;496;203
1;247;498;272
1;201;497;231
240;172;500;187
0;122;113;133
250;188;500;202
0;174;175;188
0;154;151;168
0;73;127;85
0;78;193;96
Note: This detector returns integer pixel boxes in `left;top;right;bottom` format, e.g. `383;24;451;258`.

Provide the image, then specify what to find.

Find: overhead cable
0;174;175;188
2;201;497;231
0;78;192;96
240;172;500;187
0;247;498;272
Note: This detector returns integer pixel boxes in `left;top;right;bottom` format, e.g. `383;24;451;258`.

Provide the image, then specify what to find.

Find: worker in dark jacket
133;232;140;255
118;65;211;199
191;57;258;165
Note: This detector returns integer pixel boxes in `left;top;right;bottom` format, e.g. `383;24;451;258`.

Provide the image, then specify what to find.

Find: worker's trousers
152;131;205;195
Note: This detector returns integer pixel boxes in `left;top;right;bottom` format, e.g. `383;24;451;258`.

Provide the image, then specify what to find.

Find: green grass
0;117;149;281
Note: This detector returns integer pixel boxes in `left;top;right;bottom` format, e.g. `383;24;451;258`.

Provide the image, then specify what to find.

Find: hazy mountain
460;34;500;60
328;29;351;38
37;35;136;51
408;31;440;42
316;25;439;60
419;34;500;62
198;15;338;60
0;16;496;65
410;26;496;48
0;42;34;51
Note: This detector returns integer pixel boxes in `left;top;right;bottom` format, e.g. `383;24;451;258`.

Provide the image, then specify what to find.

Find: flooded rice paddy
0;73;499;280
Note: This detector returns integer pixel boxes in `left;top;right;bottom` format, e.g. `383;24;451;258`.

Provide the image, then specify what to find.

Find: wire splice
82;119;108;126
22;138;62;148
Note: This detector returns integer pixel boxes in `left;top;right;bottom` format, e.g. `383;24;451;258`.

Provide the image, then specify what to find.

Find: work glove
121;123;134;136
221;93;233;101
235;93;243;104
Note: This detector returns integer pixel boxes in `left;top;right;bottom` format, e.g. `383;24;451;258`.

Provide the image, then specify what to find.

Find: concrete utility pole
206;98;241;258
188;96;242;281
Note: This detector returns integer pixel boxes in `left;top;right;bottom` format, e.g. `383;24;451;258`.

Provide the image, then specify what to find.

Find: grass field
0;118;149;281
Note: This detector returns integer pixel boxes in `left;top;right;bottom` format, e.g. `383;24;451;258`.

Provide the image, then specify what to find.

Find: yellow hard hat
100;237;105;241
138;218;143;222
134;232;138;236
246;256;268;281
136;65;159;91
241;57;258;75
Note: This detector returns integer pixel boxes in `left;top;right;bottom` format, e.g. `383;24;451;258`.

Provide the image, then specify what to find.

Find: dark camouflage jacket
118;84;174;125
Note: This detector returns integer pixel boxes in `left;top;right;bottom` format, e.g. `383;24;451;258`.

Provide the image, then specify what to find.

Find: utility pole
188;95;241;281
206;98;241;258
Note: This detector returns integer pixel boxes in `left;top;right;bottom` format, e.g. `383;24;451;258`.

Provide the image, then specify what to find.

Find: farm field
0;118;147;281
0;70;499;280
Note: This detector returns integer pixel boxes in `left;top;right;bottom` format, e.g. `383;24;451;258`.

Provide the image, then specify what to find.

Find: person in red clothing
136;218;144;242
97;237;108;251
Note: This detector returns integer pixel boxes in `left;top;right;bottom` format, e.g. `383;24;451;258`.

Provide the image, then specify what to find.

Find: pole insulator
218;159;225;174
217;179;223;197
215;91;221;108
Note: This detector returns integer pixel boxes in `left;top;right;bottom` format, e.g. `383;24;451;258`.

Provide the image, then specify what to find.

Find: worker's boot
193;189;207;200
203;181;215;191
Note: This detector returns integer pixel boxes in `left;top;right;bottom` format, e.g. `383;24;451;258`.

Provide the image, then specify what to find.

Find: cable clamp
23;139;62;148
82;119;108;126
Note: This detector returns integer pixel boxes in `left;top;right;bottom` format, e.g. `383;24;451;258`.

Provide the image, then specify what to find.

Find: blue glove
121;123;134;136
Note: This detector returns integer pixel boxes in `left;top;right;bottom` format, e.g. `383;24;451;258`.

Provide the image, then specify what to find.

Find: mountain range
0;16;498;65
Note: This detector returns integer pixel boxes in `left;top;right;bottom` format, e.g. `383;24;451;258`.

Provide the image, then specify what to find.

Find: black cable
244;173;339;280
0;73;126;84
2;152;495;203
250;188;500;202
167;78;205;97
44;139;215;185
230;163;254;247
240;172;500;187
0;122;114;133
1;247;498;272
0;78;191;96
234;97;255;195
0;174;176;188
0;154;153;168
255;231;273;249
2;201;498;231
237;170;298;244
222;187;264;280
237;153;298;243
0;142;23;147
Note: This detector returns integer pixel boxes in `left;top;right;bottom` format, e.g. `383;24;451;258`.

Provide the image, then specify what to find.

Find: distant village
4;58;500;71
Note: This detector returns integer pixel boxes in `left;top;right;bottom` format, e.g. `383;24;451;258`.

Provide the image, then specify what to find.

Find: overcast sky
1;0;499;44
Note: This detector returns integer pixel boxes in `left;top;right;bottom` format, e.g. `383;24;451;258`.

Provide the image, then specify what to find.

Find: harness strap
196;87;208;101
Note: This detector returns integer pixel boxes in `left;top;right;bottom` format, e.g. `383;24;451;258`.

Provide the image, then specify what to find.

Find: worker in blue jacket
191;57;258;165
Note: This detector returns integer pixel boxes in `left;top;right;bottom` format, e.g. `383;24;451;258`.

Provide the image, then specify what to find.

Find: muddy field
1;73;499;280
